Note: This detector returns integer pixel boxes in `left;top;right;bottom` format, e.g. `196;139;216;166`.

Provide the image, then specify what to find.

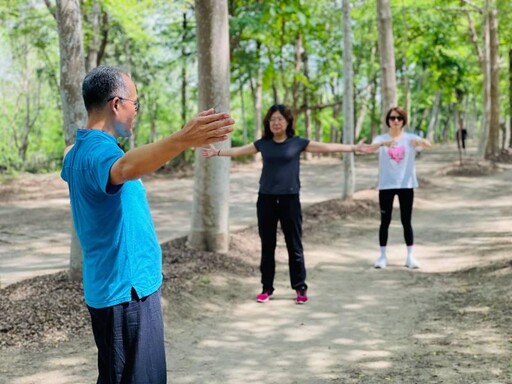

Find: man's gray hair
82;66;130;112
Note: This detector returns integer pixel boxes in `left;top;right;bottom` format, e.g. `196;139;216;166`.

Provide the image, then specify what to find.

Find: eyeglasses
270;117;285;123
107;96;140;112
388;115;403;122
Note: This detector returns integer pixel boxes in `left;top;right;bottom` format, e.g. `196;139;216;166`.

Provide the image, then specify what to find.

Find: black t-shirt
254;136;310;194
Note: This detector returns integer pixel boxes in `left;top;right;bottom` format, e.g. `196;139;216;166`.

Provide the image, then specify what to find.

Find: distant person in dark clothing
457;126;468;154
202;104;375;304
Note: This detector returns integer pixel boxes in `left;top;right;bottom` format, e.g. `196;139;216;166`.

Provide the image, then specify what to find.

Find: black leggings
379;188;414;247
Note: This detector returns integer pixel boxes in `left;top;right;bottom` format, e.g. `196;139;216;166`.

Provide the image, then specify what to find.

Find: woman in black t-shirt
202;104;375;304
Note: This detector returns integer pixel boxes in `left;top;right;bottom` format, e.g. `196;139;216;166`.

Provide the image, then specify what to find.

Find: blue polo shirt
61;129;162;308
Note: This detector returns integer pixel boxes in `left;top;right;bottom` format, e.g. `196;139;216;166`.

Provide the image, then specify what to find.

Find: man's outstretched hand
179;108;235;148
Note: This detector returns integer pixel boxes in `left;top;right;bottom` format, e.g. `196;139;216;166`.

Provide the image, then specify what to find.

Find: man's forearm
110;131;189;184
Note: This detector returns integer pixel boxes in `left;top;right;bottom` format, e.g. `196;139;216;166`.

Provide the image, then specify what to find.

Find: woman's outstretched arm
201;143;258;158
305;140;378;154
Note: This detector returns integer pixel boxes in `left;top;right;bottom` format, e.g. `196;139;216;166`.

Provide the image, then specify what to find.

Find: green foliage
0;0;510;171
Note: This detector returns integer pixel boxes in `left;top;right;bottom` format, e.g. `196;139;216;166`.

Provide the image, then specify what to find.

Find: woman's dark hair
385;106;408;128
262;104;295;139
82;66;130;112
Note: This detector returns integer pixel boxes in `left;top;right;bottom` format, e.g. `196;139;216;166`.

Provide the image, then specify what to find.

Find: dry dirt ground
1;145;512;384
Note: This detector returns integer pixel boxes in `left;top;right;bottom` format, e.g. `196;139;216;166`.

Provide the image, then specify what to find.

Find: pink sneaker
295;289;308;304
256;291;273;303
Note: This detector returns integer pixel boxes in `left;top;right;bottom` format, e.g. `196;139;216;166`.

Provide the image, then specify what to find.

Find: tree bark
302;46;312;160
426;91;441;142
85;0;101;72
189;0;231;252
509;48;512;148
292;33;303;124
56;0;87;281
485;1;499;158
355;84;372;140
479;3;491;157
376;0;397;132
342;0;355;200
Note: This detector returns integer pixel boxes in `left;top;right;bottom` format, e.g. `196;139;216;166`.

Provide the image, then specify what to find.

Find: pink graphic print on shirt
388;145;405;163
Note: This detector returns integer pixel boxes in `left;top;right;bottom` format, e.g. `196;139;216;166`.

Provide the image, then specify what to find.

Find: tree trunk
189;0;231;252
479;5;491;158
292;33;302;124
331;101;341;144
302;47;312;160
355;84;371;140
85;0;101;72
173;11;190;165
376;0;397;132
240;83;248;145
485;1;500;158
342;0;355;200
181;12;189;126
426;91;441;142
249;40;262;161
369;72;378;140
441;105;453;143
509;48;512;148
56;0;87;281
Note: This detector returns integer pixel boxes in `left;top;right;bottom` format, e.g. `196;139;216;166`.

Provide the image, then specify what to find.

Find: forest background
1;0;511;174
2;1;512;381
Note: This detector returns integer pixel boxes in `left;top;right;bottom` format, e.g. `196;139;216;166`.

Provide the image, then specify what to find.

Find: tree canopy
0;0;510;171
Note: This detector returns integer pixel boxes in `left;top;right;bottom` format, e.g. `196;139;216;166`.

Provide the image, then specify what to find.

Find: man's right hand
179;108;234;147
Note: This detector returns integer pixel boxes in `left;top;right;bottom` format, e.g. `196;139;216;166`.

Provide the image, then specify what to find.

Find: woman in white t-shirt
371;106;431;269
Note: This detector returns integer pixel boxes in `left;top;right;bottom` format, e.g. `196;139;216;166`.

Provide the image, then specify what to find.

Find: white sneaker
405;256;420;269
374;256;387;269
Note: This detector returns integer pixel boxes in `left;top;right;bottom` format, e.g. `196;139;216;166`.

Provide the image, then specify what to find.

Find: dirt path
0;156;377;287
1;145;512;383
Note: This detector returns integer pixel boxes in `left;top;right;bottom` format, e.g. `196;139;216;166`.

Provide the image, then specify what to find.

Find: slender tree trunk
331;102;341;144
486;1;500;158
442;105;453;143
56;0;87;281
342;0;355;200
172;11;190;165
85;0;101;72
292;33;302;123
181;12;189;126
189;0;231;252
369;72;378;140
249;40;263;161
355;84;371;140
239;83;248;144
509;48;512;148
469;97;477;138
401;6;410;119
427;91;441;142
479;5;491;157
302;47;312;160
376;0;397;132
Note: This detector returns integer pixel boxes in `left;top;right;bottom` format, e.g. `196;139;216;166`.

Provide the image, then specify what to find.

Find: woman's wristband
351;145;356;153
217;149;221;157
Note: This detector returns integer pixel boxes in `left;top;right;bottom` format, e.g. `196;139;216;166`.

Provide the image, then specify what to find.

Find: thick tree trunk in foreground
189;0;231;252
56;0;87;281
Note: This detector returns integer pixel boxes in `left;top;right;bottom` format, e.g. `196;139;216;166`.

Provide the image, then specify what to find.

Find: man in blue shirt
61;66;233;383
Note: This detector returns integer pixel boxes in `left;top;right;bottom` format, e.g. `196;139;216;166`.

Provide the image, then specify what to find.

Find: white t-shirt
372;132;421;190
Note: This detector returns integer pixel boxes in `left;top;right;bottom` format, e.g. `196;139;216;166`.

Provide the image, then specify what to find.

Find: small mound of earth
303;198;379;227
491;148;512;164
437;160;497;177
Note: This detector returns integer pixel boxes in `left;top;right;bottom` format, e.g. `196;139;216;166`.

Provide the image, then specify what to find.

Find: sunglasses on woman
388;115;403;122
